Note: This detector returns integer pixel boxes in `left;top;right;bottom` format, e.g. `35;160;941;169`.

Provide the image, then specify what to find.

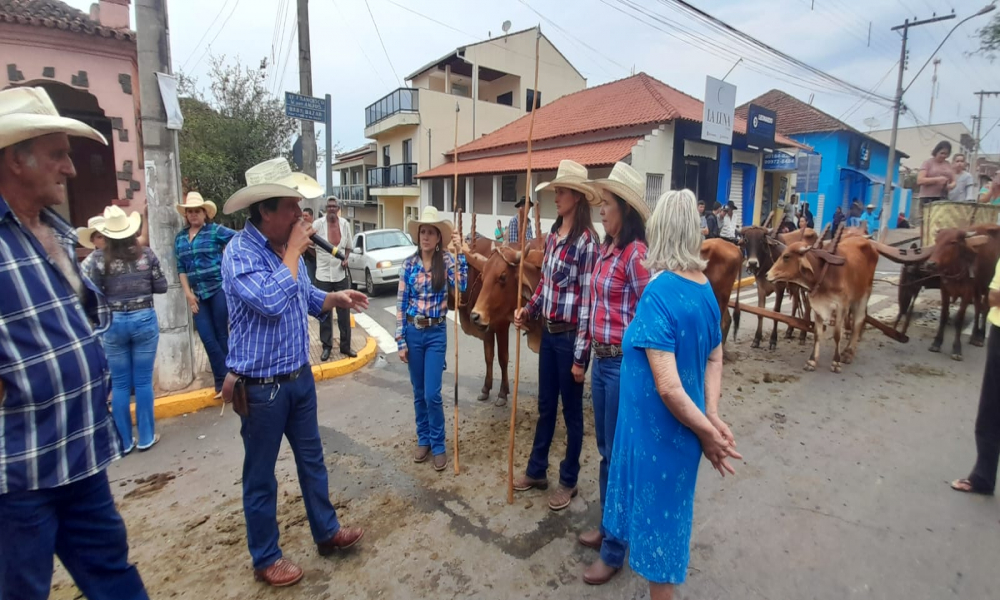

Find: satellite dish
502;20;511;34
863;117;880;130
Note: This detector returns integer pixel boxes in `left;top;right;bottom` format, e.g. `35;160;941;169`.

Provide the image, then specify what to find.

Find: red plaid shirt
527;228;598;366
589;240;650;346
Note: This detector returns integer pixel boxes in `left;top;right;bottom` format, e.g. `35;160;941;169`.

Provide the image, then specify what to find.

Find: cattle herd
451;219;1000;398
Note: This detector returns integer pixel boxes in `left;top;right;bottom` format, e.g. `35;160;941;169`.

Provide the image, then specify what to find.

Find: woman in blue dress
603;188;742;599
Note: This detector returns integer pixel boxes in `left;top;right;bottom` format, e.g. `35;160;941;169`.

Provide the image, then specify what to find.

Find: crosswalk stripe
354;312;398;355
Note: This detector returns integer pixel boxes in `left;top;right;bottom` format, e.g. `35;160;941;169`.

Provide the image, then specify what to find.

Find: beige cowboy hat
407;206;454;246
534;160;597;203
0;87;107;149
223;158;324;214
177;191;217;219
76;215;105;249
95;206;142;240
588;162;651;222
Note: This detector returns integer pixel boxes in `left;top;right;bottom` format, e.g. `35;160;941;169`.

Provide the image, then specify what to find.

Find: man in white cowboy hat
861;202;881;235
507;195;536;244
220;157;369;587
0;87;149;598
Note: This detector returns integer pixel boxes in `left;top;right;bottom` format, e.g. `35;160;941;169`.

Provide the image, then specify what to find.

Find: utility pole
135;0;194;390
972;91;1000;181
929;58;940;122
297;0;318;211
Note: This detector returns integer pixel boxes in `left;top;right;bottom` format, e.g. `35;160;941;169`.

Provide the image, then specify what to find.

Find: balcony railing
368;163;418;188
365;88;419;128
331;184;368;204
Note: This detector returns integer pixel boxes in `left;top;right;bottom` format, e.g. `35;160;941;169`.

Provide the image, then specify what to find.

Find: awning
840;167;885;186
417;138;639;178
684;139;717;160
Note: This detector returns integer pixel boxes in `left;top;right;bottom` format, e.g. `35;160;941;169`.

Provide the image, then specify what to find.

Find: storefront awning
840;167;885;186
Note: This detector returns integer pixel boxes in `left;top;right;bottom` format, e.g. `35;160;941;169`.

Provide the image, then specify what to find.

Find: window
795;154;821;193
526;89;541;112
382;145;390;167
451;83;469;97
501;175;518;203
354;234;364;252
496;91;513;106
402;139;412;163
683;160;700;199
645;173;664;208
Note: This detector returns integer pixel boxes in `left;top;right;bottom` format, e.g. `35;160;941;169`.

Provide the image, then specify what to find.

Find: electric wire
363;0;401;85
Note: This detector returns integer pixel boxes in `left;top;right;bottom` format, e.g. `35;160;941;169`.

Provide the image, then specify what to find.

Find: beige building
363;26;585;230
868;122;974;172
331;143;378;232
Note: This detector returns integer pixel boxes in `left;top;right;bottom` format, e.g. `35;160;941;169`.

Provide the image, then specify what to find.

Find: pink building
1;0;144;229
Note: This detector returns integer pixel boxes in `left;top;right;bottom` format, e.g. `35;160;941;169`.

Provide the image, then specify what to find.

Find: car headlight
376;260;393;269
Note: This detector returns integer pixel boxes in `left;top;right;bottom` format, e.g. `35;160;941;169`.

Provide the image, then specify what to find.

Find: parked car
347;228;416;296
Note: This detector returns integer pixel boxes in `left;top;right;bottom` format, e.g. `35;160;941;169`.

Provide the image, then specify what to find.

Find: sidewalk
884;227;920;247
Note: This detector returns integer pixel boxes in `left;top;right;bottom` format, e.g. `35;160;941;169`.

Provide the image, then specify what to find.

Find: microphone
311;234;347;260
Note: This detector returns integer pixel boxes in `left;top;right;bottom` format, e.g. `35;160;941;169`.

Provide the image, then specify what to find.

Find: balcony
368;163;419;197
331;184;371;206
364;88;420;138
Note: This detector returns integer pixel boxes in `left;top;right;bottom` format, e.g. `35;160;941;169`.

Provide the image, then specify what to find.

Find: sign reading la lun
747;104;777;150
763;151;796;171
285;92;326;122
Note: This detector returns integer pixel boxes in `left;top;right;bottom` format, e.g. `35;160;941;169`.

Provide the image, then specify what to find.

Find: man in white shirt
720;201;740;243
313;196;355;360
949;154;976;202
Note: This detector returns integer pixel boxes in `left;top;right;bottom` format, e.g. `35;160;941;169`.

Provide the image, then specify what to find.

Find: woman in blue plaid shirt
396;206;468;472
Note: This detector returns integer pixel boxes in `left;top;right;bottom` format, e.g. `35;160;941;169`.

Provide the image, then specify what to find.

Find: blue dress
602;271;722;584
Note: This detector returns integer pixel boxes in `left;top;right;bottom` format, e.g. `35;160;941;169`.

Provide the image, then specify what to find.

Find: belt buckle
414;317;426;330
260;376;275;384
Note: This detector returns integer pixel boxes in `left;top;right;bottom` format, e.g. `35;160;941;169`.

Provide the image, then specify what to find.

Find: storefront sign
848;136;872;170
764;151;796;171
702;76;736;146
747;104;777;150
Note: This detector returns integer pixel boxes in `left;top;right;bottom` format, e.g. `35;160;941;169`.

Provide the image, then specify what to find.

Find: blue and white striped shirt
0;195;118;495
222;221;328;378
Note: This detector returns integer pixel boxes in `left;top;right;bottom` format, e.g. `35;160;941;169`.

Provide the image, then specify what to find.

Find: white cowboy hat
0;87;107;149
407;206;454;247
534;160;597;203
588;162;651;222
223;158;324;214
177;191;217;219
76;215;105;249
866;203;876;209
95;206;142;240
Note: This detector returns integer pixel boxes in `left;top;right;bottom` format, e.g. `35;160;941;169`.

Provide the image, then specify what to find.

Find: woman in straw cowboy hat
175;191;236;395
603;189;741;600
84;206;168;453
576;162;652;585
513;159;600;511
396;206;468;471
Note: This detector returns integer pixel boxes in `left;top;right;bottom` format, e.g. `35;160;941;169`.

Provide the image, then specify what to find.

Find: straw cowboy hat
407;206;454;246
588;162;651;222
223;157;324;214
534;160;596;203
94;206;142;240
76;215;105;249
0;87;107;149
177;191;217;219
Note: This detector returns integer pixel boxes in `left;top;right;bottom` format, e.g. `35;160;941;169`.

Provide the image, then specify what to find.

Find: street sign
702;76;736;146
747;104;777;150
284;92;326;122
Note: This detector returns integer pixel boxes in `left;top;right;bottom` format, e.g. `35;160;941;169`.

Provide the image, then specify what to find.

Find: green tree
978;12;1000;59
178;56;298;228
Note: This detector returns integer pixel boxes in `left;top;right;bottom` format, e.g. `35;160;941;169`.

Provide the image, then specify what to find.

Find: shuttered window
646;173;664;209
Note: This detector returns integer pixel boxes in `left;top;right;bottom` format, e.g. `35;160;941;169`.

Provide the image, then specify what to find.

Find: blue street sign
284;92;326;122
747;104;777;150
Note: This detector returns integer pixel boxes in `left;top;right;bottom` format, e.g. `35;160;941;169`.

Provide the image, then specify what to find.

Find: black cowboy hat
515;195;534;208
725;201;737;211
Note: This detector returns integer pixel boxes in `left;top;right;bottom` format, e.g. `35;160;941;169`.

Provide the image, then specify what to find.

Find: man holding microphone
220;158;369;587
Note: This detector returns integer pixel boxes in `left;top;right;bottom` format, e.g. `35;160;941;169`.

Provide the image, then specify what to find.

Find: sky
69;0;1000;159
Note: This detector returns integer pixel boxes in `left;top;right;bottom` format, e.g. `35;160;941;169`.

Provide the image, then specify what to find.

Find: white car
346;228;416;295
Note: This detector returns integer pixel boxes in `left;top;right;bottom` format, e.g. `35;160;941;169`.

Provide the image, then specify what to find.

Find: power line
517;0;627;77
270;0;295;93
179;0;231;73
329;0;390;89
363;0;401;85
275;5;299;95
188;0;242;75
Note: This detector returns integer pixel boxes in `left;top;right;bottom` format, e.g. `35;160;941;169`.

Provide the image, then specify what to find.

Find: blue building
737;90;908;229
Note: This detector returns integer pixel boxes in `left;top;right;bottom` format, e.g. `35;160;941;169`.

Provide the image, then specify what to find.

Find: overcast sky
70;0;1000;157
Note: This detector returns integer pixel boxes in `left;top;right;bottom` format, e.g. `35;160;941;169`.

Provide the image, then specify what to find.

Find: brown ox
766;237;878;372
925;225;1000;360
701;239;743;359
740;226;790;349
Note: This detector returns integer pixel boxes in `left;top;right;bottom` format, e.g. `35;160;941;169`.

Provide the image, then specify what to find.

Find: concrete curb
736;275;755;288
145;337;378;421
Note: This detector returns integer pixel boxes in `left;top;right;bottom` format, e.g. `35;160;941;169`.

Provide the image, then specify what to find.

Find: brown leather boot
512;474;549;491
578;529;603;550
582;557;620;585
317;526;365;556
253;558;303;587
548;484;578;511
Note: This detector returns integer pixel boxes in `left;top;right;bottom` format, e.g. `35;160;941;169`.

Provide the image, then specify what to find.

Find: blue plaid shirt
507;214;535;245
222;222;328;378
395;253;468;351
0;195;118;495
175;222;236;300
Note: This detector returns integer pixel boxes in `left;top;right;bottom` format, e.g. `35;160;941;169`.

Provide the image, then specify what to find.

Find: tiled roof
450;73;802;155
416;137;639;178
735;89;859;136
0;0;136;41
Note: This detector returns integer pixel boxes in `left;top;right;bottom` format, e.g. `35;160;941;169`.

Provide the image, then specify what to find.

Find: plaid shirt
175;222;236;300
590;241;650;346
222;222;328;378
395;253;468;351
527;229;598;366
506;214;535;245
0;195;118;495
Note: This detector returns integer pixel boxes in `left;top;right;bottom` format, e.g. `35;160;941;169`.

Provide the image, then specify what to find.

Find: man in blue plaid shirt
0;87;148;599
507;195;536;245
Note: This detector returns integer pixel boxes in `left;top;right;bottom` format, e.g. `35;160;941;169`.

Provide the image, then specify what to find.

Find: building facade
1;0;143;230
331;143;378;232
362;26;586;232
868;122;974;172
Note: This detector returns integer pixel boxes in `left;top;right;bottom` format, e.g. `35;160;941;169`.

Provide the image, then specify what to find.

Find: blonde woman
602;189;741;600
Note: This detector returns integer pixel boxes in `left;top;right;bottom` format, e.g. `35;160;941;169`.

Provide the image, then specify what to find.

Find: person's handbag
222;372;248;417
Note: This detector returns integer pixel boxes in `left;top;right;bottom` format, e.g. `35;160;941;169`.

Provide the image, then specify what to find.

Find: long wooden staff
508;29;542;505
452;102;462;475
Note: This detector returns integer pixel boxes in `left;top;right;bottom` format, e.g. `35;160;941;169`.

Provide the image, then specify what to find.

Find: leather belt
240;364;308;386
109;298;154;313
592;341;623;358
545;319;576;334
407;315;445;329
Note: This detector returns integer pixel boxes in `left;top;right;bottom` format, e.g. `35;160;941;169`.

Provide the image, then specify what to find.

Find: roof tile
417;138;639;178
0;0;136;41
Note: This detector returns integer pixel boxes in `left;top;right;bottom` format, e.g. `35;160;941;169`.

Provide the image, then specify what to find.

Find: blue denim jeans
0;471;148;600
404;322;447;456
103;308;159;449
526;330;584;488
240;367;340;570
591;355;627;568
193;290;229;391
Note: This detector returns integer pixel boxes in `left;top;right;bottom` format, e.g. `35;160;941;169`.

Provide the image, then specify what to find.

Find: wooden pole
508;29;541;505
452;103;461;475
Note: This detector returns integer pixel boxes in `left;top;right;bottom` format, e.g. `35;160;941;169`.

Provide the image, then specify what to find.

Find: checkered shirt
590;240;650;346
175;222;236;300
506;214;535;244
395;253;468;351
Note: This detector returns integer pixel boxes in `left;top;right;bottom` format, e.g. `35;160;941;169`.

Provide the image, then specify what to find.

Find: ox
741;225;790;349
925;225;1000;360
701;238;743;360
766;237;879;372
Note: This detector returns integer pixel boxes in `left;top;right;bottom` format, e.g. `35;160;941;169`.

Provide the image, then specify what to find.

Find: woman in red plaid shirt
513;160;599;512
576;162;652;586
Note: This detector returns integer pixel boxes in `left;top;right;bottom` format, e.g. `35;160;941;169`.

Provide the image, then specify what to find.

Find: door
728;167;744;224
